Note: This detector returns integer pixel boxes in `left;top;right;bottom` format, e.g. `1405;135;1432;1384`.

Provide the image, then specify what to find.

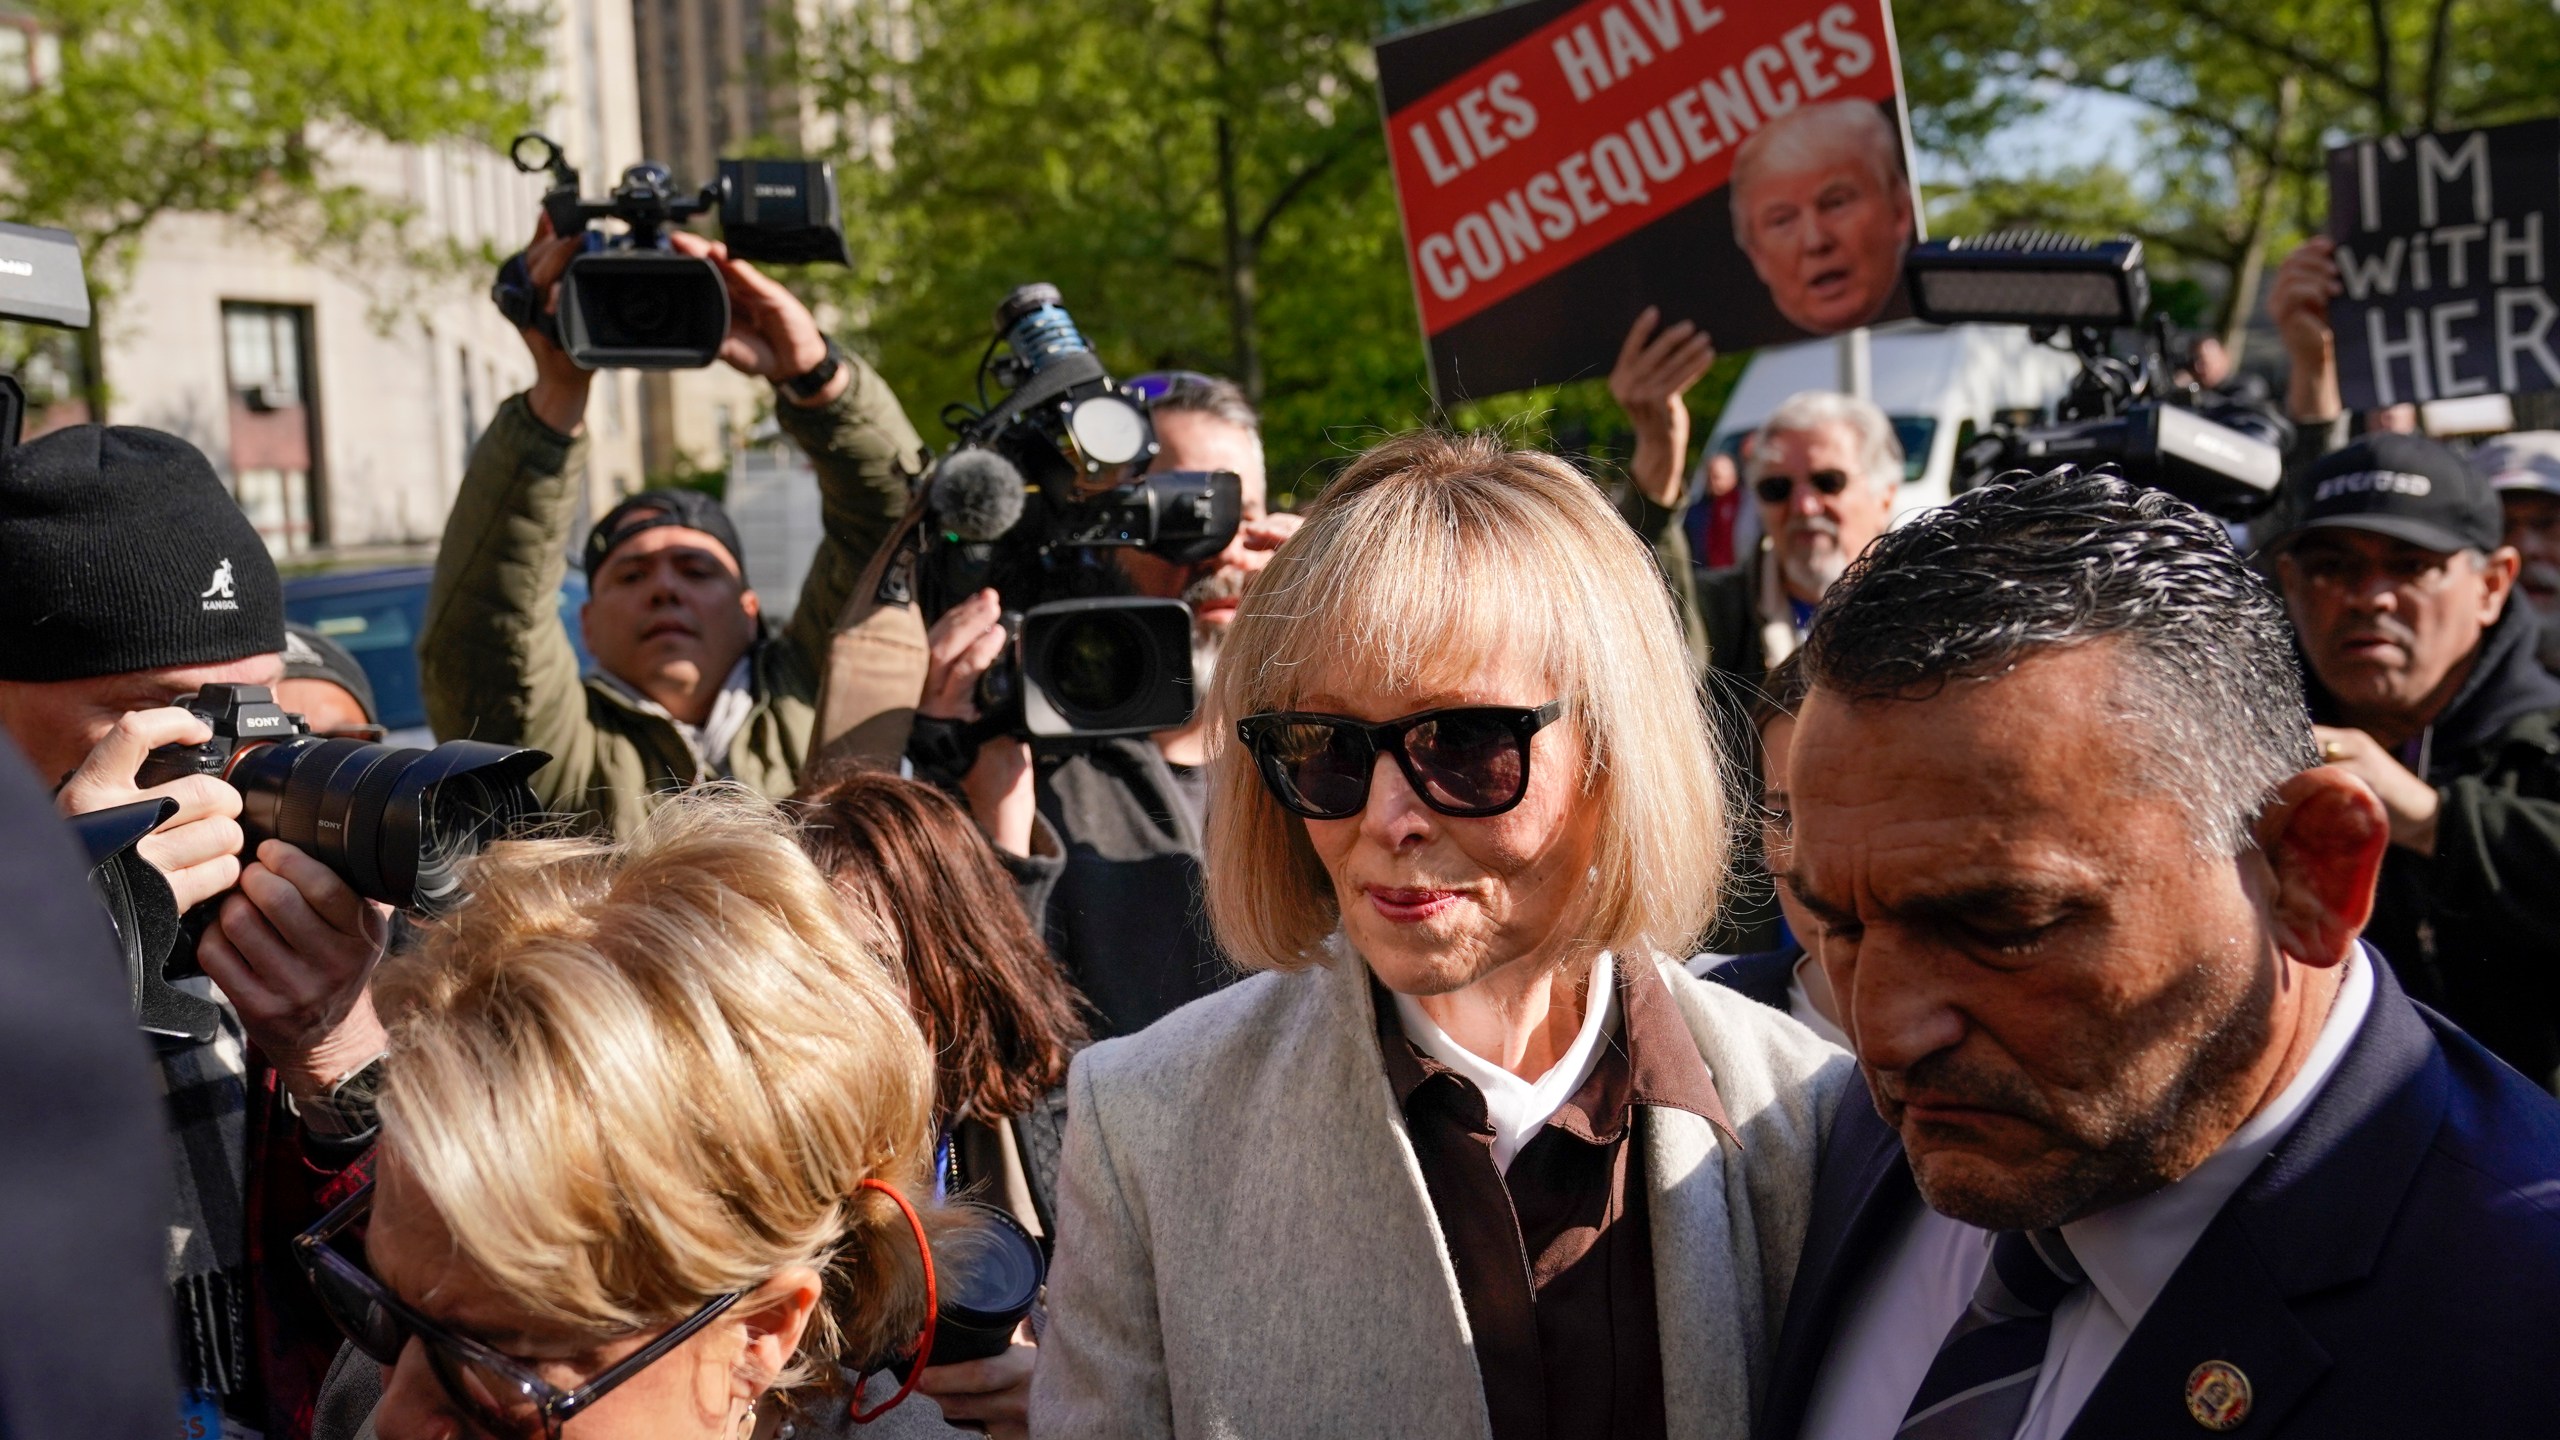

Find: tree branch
1247;125;1368;251
2158;0;2381;114
2421;0;2461;131
2366;0;2397;124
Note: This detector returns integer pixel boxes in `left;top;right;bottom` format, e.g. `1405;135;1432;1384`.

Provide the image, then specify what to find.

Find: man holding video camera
0;424;391;1439
421;218;931;836
920;374;1300;1038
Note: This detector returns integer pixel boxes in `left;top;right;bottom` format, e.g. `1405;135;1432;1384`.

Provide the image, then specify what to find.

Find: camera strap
811;487;934;771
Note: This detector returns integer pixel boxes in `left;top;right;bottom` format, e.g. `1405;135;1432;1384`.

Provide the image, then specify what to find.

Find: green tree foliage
1899;0;2560;353
803;0;1489;498
800;0;2560;487
0;0;544;403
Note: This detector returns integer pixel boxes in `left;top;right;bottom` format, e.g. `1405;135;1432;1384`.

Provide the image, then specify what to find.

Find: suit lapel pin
2185;1360;2253;1430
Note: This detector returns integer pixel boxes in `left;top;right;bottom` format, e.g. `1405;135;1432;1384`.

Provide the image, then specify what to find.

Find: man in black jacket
2269;434;2560;1089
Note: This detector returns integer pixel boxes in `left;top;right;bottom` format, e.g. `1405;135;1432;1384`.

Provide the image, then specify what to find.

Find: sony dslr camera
91;685;548;1041
491;131;850;369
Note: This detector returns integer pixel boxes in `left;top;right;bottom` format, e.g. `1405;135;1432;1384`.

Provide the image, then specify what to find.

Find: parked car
282;565;591;746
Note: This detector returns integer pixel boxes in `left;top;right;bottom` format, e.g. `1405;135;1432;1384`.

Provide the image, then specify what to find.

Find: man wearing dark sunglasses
921;373;1303;1038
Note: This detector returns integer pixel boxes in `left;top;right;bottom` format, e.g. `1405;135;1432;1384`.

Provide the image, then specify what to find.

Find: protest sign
1375;0;1920;402
2327;118;2560;412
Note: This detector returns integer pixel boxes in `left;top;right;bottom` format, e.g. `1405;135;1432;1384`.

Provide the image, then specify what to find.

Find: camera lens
223;737;546;913
1042;610;1152;717
557;252;731;368
924;1205;1046;1367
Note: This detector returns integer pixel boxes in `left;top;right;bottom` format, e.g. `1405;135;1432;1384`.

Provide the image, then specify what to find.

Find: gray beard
1781;546;1850;601
1190;624;1221;700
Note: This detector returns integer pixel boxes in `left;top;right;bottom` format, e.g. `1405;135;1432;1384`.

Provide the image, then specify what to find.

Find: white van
725;425;825;624
1703;321;2086;519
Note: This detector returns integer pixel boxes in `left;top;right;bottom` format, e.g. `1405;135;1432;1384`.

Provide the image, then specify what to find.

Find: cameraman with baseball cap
420;217;933;836
2270;433;2560;1088
0;424;391;1438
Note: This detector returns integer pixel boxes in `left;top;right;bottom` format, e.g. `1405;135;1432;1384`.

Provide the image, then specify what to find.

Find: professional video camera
491;131;850;369
899;283;1242;741
1904;232;2289;518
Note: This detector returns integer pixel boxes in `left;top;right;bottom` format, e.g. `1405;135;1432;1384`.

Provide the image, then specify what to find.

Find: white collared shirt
1787;953;1853;1050
1800;945;2376;1440
1393;951;1617;1173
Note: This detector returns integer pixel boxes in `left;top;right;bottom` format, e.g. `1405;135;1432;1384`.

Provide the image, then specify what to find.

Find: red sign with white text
1377;0;1918;400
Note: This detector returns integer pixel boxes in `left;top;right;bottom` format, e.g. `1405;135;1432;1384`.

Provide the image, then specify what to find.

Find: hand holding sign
2326;119;2560;412
2266;236;2345;420
1609;307;1717;507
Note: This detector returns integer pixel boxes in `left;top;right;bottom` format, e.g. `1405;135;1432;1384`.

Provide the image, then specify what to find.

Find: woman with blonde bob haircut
1034;432;1852;1440
300;790;969;1440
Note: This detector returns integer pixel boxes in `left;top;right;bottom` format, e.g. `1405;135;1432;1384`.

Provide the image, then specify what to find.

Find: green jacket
421;357;928;836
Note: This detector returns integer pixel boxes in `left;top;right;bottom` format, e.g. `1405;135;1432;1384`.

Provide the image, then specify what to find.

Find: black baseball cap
2279;433;2503;556
582;488;748;584
282;622;379;723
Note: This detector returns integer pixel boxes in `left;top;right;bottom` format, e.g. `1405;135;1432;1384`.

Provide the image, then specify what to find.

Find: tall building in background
64;0;865;562
96;0;698;561
626;0;852;482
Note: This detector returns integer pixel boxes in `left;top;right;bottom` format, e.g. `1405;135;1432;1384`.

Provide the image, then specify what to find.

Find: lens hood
924;1204;1047;1367
71;797;220;1042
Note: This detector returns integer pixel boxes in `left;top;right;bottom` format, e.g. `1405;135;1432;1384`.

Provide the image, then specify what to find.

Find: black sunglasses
1236;702;1565;820
1753;468;1853;504
292;1181;741;1440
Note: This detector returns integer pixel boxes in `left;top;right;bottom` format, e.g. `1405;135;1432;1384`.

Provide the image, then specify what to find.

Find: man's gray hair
1748;390;1903;493
1148;374;1260;435
1730;100;1906;248
1800;469;2320;856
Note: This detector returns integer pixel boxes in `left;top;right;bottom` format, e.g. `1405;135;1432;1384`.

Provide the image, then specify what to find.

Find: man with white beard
1617;387;1901;953
919;374;1299;1037
2475;431;2560;674
1691;390;1903;705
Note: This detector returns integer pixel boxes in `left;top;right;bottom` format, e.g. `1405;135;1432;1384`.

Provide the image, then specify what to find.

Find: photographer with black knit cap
420;215;933;837
2269;433;2560;1090
0;423;391;1439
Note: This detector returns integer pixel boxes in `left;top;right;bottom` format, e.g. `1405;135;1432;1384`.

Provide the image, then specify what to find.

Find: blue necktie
1897;1229;2085;1439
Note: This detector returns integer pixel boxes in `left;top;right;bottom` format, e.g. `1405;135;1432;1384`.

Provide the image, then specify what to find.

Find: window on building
222;302;323;555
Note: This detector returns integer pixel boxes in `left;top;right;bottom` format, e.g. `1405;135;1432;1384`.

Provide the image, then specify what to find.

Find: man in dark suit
1763;469;2560;1439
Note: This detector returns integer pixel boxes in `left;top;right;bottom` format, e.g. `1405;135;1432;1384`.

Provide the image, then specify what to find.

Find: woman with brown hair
794;768;1091;1439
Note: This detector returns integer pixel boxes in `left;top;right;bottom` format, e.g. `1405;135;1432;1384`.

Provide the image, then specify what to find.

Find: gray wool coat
1030;943;1855;1440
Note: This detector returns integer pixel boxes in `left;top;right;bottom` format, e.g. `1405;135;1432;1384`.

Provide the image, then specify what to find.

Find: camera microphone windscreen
930;447;1027;542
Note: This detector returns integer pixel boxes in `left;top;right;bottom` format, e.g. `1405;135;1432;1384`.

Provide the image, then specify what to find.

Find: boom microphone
928;447;1026;542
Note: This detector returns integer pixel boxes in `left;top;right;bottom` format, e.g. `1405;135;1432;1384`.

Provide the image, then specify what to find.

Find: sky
1912;87;2157;188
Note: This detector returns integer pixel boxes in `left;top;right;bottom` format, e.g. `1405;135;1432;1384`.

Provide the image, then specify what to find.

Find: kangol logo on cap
2185;1359;2252;1430
200;558;240;612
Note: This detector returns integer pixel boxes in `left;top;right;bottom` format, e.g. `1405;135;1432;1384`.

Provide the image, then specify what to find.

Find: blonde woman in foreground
1032;431;1854;1439
300;790;968;1439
